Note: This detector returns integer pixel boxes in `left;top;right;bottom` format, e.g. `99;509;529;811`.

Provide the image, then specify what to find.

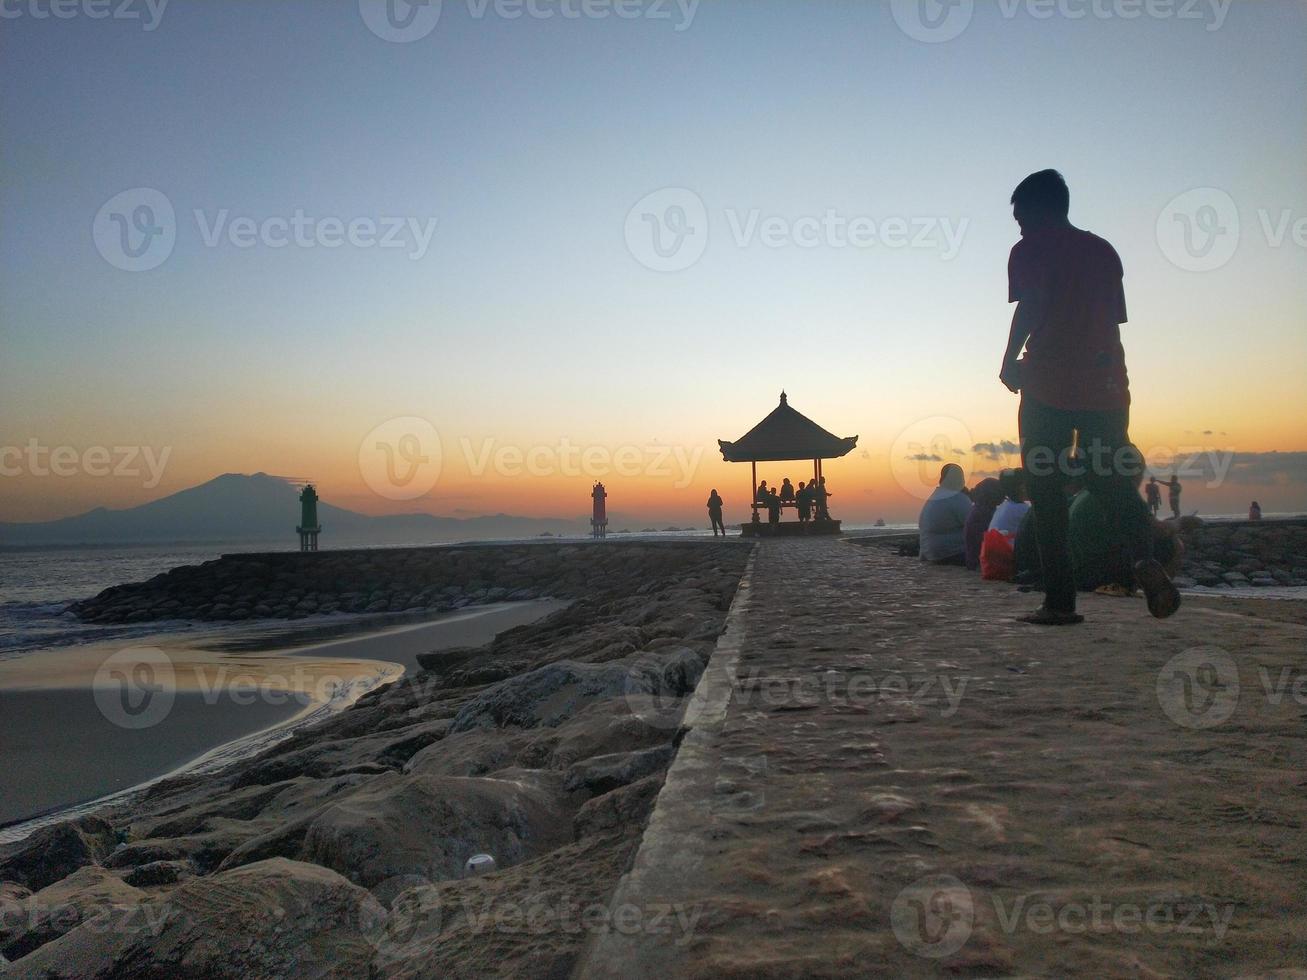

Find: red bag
980;528;1016;581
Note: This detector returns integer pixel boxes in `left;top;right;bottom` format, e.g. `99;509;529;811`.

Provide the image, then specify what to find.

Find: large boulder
519;695;683;769
0;866;144;961
573;774;666;839
0;817;118;892
564;745;675;797
7;858;383;979
448;660;663;732
402;729;531;778
299;773;569;892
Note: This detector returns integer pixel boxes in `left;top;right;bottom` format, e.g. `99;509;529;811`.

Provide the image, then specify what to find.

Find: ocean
0;532;744;658
0;544;238;658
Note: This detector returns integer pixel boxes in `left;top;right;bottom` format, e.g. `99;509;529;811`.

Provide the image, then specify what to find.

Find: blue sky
2;0;1305;520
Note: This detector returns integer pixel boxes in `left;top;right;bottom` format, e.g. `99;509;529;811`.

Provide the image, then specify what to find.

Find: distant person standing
999;168;1178;624
706;489;726;537
814;477;832;520
796;481;813;523
766;486;781;526
1145;475;1162;517
1249;501;1262;521
1166;475;1182;519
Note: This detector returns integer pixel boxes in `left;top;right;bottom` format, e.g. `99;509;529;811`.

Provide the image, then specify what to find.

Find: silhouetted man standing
1000;169;1178;625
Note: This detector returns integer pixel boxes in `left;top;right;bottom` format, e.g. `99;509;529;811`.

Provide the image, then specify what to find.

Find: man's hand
999;359;1022;394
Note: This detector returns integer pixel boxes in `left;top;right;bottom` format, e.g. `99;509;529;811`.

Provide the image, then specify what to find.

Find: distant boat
874;518;886;527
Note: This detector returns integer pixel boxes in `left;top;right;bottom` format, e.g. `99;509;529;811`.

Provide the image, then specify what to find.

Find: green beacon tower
297;484;322;552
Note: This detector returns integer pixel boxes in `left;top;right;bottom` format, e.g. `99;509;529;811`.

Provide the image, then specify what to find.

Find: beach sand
0;689;304;826
0;600;566;830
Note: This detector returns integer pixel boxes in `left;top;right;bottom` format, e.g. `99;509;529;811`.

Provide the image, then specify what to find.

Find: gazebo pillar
750;460;760;523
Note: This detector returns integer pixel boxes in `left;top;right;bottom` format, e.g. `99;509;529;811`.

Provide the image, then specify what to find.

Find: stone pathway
582;536;1307;978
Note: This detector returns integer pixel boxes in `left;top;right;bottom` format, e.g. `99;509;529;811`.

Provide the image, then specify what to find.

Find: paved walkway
582;536;1307;978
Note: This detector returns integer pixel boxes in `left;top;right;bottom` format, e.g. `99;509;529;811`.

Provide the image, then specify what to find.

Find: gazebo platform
739;519;841;537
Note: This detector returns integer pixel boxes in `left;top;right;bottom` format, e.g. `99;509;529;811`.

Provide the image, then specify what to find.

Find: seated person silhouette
989;468;1031;535
964;477;1004;571
918;464;972;564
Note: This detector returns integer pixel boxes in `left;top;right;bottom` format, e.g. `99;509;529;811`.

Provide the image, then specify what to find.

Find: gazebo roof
718;392;858;463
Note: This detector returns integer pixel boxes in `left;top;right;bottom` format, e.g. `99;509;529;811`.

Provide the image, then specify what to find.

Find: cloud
1155;450;1307;487
971;439;1020;461
1202;429;1213;436
907;452;944;462
1221;451;1307;486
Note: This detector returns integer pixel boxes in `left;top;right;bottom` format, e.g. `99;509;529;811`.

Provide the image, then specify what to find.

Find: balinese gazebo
718;391;858;536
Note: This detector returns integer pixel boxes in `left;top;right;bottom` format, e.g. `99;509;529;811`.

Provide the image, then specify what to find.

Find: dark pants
1019;397;1153;613
709;511;725;536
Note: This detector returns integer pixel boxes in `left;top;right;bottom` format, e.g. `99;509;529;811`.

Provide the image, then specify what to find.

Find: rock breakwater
2;540;751;977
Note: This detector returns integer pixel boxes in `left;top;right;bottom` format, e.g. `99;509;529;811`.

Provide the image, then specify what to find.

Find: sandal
1017;606;1085;626
1134;559;1181;619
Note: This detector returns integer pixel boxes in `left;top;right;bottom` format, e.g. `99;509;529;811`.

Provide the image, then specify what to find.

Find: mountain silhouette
0;473;591;547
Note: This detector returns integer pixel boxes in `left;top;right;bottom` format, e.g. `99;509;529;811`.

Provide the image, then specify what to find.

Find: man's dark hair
1011;169;1070;217
939;463;964;487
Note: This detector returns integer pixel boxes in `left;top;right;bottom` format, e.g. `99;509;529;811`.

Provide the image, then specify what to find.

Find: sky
2;0;1305;526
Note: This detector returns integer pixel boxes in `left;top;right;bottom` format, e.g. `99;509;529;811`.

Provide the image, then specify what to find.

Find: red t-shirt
1008;226;1130;411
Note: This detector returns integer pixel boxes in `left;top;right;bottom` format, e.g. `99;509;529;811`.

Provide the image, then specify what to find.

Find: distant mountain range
0;473;607;547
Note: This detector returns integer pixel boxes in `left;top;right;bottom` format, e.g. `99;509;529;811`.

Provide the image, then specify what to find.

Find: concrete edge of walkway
576;546;758;978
